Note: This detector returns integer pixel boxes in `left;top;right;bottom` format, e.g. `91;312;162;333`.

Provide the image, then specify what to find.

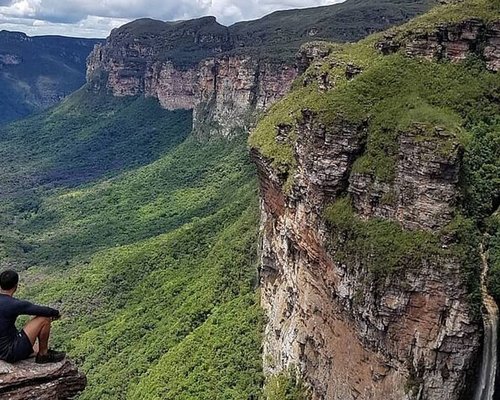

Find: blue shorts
6;330;33;363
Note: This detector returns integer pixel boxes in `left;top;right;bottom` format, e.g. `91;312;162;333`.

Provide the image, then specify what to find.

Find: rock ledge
0;358;86;399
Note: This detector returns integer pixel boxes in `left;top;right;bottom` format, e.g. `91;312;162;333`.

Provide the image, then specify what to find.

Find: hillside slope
0;31;101;125
0;88;263;399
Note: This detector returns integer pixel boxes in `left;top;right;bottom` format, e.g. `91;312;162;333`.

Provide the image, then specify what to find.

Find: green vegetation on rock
0;31;101;125
251;54;497;182
324;197;442;276
325;198;483;313
486;214;500;303
462;120;500;222
110;0;435;68
264;369;311;400
388;0;500;39
250;0;499;184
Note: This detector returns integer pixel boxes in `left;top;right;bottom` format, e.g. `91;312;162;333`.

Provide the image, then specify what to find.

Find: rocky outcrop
85;0;436;137
350;126;462;231
194;57;298;136
0;358;86;399
377;19;500;72
253;113;481;400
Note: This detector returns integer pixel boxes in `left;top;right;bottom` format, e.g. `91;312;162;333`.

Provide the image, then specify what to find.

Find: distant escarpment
250;0;499;399
0;31;101;125
86;0;435;136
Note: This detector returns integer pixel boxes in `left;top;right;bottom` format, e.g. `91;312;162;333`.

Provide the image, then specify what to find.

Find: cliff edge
85;0;435;137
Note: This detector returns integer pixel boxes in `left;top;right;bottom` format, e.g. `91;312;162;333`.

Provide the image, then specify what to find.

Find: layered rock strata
85;1;436;137
86;19;298;137
253;120;481;400
377;19;500;72
253;16;499;400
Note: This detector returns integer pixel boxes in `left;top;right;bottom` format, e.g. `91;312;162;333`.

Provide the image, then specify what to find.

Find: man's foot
35;349;66;364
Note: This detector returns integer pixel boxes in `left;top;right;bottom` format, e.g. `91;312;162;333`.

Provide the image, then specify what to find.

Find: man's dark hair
0;270;19;291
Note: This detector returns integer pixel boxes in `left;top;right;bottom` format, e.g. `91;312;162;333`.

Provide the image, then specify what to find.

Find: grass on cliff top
389;0;500;39
249;0;500;181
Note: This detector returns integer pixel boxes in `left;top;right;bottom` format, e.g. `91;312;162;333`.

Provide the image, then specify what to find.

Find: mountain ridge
103;0;437;67
0;30;102;125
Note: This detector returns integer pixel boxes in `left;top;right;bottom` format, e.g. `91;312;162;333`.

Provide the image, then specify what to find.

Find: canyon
84;0;500;398
85;0;434;137
0;0;497;398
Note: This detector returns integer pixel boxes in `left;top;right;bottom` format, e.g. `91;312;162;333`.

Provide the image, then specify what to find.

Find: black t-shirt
0;294;59;359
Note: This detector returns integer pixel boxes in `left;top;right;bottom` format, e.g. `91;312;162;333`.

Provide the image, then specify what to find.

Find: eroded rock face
252;18;496;400
254;107;480;400
194;56;298;136
377;19;500;72
350;127;462;231
87;31;298;137
0;358;86;399
253;112;481;400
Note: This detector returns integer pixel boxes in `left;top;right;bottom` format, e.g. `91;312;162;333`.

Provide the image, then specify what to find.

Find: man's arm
17;300;60;318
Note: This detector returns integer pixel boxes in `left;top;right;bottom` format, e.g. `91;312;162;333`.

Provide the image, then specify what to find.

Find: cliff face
251;2;499;399
86;17;298;137
88;48;297;137
253;124;479;399
378;19;500;72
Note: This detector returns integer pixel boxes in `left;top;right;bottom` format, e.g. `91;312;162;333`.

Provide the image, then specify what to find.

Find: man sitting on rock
0;270;65;364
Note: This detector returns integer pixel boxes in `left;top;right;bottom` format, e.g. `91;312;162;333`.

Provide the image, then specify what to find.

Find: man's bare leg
23;316;51;356
30;342;39;357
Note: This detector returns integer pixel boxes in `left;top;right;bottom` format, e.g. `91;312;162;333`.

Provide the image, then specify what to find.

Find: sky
0;0;344;38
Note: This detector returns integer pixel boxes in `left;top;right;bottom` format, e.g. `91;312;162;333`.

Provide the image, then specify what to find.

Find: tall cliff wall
86;16;299;137
250;1;500;398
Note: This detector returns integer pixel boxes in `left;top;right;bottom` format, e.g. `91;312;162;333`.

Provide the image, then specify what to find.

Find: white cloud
0;0;344;37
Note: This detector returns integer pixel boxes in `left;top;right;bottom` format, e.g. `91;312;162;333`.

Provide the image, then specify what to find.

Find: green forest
0;89;263;398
